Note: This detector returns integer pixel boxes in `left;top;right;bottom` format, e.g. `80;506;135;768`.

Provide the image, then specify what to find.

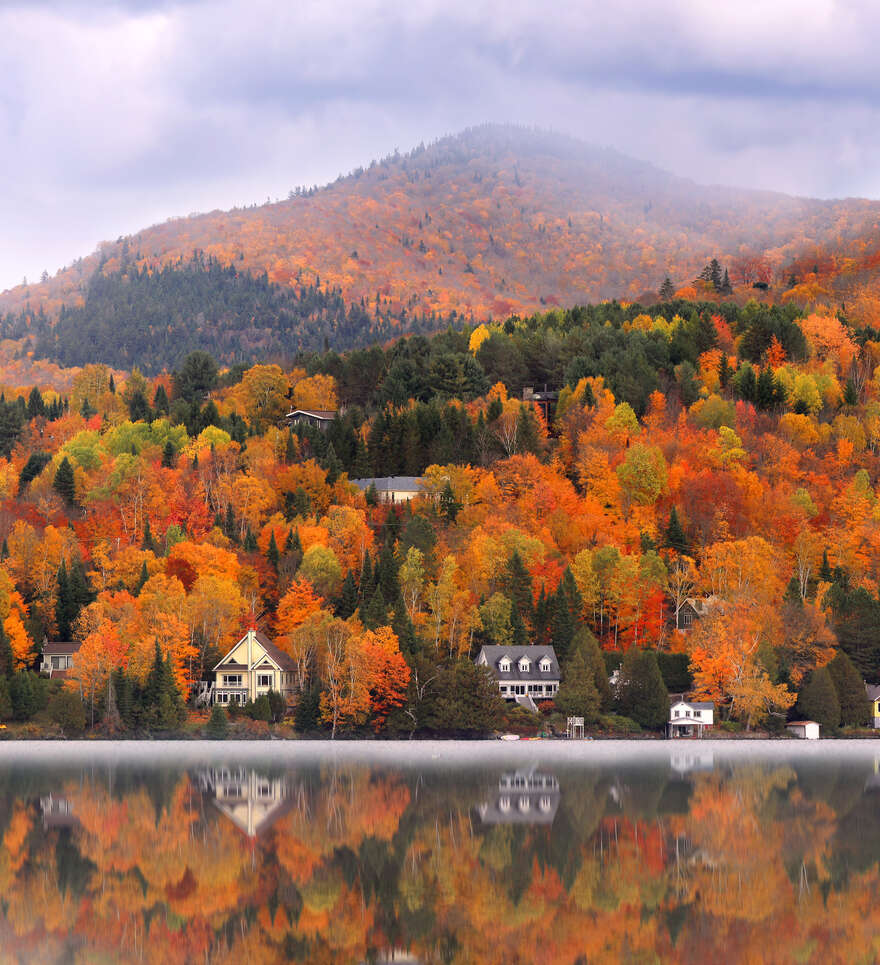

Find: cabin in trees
475;645;560;710
676;596;722;630
350;476;426;504
211;629;296;706
668;700;714;737
284;408;337;431
39;641;80;679
866;684;880;728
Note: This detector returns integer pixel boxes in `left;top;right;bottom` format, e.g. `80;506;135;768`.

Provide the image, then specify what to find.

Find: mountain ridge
4;123;880;370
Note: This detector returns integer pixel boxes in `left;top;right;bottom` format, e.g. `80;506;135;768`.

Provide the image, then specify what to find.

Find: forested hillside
5;125;880;376
0;296;878;738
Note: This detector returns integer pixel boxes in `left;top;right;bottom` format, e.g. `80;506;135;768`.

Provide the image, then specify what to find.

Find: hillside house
475;645;560;712
211;628;296;706
867;684;880;728
350;476;426;504
676;596;722;630
284;408;336;431
40;641;80;679
668;700;714;738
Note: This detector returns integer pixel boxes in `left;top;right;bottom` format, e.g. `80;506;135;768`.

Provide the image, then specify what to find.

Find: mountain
3;124;880;373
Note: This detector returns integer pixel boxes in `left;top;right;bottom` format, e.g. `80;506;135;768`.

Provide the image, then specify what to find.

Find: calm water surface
1;740;879;965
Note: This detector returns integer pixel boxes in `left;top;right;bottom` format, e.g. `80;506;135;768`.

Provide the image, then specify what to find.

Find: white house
211;628;296;706
197;767;293;838
786;720;821;740
476;769;560;825
668;700;714;738
866;684;880;728
40;641;80;679
350;476;426;504
475;645;560;712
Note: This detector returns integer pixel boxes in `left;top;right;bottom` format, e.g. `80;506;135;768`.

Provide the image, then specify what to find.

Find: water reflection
3;745;880;964
476;767;560;825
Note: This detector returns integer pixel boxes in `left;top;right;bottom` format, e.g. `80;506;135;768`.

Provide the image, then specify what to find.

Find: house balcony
214;688;249;705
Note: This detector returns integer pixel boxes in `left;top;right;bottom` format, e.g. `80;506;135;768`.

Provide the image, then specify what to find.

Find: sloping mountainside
3;124;880;372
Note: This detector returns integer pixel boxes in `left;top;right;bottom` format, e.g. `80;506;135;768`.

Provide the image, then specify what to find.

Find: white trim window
518;657;531;672
499;658;512;672
222;674;243;687
257;674;273;689
539;658;551;672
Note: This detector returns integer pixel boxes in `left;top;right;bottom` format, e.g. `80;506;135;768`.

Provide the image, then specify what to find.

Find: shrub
599;714;642;734
48;689;87;735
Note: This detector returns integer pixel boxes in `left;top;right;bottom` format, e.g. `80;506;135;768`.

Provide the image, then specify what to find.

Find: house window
257;674;273;688
693;710;701;718
51;656;62;670
223;674;242;687
216;692;228;704
539;659;551;672
519;658;531;672
499;659;511;672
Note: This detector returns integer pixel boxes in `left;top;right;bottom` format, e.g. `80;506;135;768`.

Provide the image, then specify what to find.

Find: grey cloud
2;0;880;289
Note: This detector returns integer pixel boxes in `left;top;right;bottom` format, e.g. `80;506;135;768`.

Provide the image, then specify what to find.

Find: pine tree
439;482;461;522
0;623;14;679
337;571;358;619
266;531;280;571
571;627;613;710
659;276;675;301
161;440;176;468
243;527;258;553
324;443;341;485
153;384;169;415
844;377;859;407
827;651;870;727
225;504;237;543
142;518;156;553
377;540;400;602
391;594;418;657
549;587;575;662
664;507;689;554
359;553;375;602
510;603;528;646
616;649;669;730
0;676;11;720
504;551;534;623
285;431;297;464
718;353;732;389
720;267;732;294
10;671;37;721
53;456;76;505
55;560;74;639
796;666;840;730
135;560;149;595
207;704;229;738
819;548;833;583
361;586;387;630
533;584;550;645
555;650;601;723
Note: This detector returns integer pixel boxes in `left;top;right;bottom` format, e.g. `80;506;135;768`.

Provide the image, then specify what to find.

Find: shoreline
2;737;880;768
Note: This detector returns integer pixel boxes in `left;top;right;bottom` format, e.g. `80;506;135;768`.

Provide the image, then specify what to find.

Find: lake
1;740;879;964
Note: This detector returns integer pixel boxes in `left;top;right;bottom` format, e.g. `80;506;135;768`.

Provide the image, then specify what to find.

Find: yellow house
867;684;880;728
212;628;296;706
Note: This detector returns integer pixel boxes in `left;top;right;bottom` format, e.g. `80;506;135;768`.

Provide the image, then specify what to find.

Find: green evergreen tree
135;560;149;595
555;650;601;723
510;603;528;646
549;587;575;662
533;584;550;644
10;671;38;721
659;276;676;301
161;440;176;468
26;386;46;420
55;560;74;639
337;571;358;619
616;649;669;730
0;675;11;720
571;627;612;710
53;456;76;505
504;551;534;623
439;482;461;522
719;268;732;294
142;518;156;553
225;504;238;543
819;548;833;582
826;651;870;727
153;384;169;415
266;531;280;571
207;704;229;738
142;642;186;731
796;666;841;731
362;586;387;630
844;377;859;407
0;623;14;679
323;443;341;485
243;527;258;552
718;353;732;389
664;507;689;554
294;687;321;732
377;540;400;602
285;431;297;464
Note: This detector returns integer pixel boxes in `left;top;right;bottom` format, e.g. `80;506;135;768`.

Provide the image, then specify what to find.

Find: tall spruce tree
555;650;601;723
53;456;76;505
616;649;669;730
664;507;689;554
504;551;534;624
827;651;870;727
796;666;841;730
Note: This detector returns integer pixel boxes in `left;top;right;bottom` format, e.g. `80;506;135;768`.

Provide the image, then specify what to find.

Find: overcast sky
1;0;877;291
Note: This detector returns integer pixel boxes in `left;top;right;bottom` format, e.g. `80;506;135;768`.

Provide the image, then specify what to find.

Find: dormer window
519;657;531;672
499;658;512;672
539;658;551;672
